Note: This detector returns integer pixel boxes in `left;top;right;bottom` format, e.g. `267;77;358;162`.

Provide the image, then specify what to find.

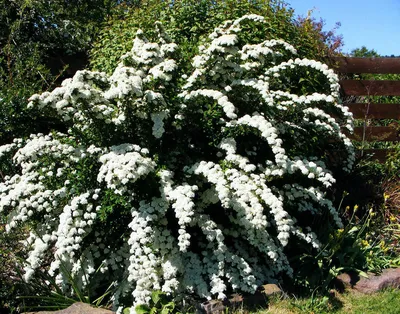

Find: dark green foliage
351;46;380;58
90;0;343;75
0;0;138;144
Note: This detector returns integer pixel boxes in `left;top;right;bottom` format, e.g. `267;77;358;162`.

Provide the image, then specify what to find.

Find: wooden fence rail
331;57;400;161
333;57;400;74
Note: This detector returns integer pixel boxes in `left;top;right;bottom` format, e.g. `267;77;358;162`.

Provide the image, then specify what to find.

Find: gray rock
334;272;359;291
354;268;400;293
335;268;400;294
23;302;115;314
336;272;353;287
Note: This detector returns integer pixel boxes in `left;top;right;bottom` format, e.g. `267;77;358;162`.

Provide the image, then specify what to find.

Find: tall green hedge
90;0;342;75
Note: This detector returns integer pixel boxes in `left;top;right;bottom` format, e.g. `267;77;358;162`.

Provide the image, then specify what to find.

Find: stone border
335;268;400;294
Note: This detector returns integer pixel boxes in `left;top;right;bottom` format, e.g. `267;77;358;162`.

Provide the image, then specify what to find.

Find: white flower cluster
98;144;155;195
1;15;355;309
28;23;178;137
0;142;16;158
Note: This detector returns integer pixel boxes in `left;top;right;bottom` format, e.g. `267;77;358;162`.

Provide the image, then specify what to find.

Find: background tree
351;46;380;58
90;0;344;74
0;0;137;144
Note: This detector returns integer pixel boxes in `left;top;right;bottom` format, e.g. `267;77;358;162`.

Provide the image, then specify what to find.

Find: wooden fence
331;57;400;161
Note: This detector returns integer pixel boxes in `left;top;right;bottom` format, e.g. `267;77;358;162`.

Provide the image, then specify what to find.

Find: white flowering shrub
0;15;354;309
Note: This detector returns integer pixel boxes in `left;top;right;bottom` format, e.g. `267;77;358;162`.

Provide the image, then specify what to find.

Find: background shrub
89;0;344;75
0;0;138;144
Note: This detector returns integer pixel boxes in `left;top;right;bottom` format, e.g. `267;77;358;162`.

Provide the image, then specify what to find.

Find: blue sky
286;0;400;56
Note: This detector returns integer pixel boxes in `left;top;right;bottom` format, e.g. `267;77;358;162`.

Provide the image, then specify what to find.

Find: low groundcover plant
0;15;354;312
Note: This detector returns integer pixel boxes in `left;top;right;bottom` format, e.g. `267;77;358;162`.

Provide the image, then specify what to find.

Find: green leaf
150;308;158;314
348;226;359;234
161;302;175;314
135;304;151;314
151;290;162;305
161;308;170;314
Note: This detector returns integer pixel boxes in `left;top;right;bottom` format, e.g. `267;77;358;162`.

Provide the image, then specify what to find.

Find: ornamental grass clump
0;15;354;310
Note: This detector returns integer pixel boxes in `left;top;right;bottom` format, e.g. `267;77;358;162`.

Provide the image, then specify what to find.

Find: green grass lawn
231;289;400;314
